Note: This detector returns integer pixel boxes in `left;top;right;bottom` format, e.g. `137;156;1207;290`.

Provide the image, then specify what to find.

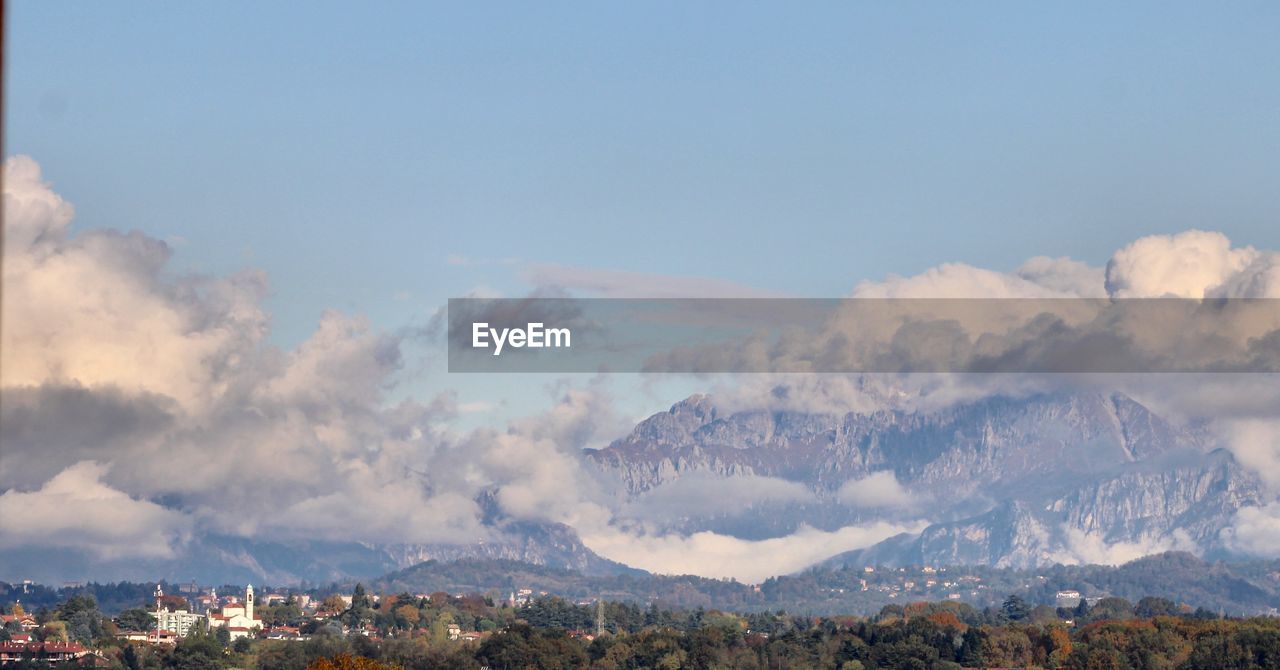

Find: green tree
475;626;534;670
1002;594;1031;621
1086;597;1134;622
118;609;157;632
167;630;224;670
1134;596;1178;618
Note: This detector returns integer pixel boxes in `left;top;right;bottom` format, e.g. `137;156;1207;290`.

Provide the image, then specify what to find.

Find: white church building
207;584;264;640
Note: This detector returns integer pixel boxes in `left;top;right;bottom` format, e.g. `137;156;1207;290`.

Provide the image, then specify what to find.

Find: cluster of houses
840;566;1114;610
842;565;990;602
1;615;102;668
125;583;525;645
0;641;96;667
120;584;267;645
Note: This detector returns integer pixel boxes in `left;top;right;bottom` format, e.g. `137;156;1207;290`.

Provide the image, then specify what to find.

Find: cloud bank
6;154;1280;578
0;461;192;560
581;521;926;583
2;156;905;578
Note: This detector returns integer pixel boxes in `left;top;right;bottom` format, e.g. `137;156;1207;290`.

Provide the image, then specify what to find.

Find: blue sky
7;2;1280;422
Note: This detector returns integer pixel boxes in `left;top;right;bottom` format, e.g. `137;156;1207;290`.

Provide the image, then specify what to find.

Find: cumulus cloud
1221;503;1280;557
836;472;916;509
8;153;1280;580
3;157;270;410
1105;230;1263;298
0;157;649;576
635;230;1280;375
1221;419;1280;491
3;155;75;250
1049;527;1199;566
581;521;926;582
851;260;1101;300
0;462;192;559
0;156;500;550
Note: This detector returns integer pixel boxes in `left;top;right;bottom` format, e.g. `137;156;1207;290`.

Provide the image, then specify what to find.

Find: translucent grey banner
447;298;1280;373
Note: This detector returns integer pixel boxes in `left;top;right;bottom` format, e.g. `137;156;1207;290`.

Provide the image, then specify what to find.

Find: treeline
1;594;115;647
9;551;1280;620
369;559;755;611
7;588;1280;669
194;601;1280;670
1023;552;1280;615
0;581;157;615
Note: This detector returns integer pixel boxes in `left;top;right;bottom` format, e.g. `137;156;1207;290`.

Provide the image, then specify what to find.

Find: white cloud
2;156;270;411
1222;419;1280;490
836;471;916;509
0;462;192;559
1048;527;1198;566
1222;503;1280;557
581;521;926;582
0;156;488;548
8;153;1280;580
2;155;75;251
1105;230;1261;298
847;230;1280;331
852;260;1101;300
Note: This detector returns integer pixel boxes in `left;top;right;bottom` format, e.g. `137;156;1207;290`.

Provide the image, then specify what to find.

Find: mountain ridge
588;390;1264;569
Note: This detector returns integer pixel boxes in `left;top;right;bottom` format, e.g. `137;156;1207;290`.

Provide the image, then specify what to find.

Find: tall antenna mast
595;598;604;637
154;584;164;639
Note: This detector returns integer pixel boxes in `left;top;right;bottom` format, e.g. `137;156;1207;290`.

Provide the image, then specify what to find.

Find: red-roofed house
0;641;90;664
0;614;36;631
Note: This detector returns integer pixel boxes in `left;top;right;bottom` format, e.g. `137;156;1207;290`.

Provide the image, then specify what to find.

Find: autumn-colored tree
983;625;1034;668
306;653;401;670
902;601;930;617
38;621;69;643
1046;625;1073;665
394;605;420;629
159;594;189;611
926;610;966;632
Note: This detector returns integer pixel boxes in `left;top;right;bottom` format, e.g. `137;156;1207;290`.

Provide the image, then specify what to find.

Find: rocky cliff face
588;393;1205;496
587;391;1264;569
386;521;639;577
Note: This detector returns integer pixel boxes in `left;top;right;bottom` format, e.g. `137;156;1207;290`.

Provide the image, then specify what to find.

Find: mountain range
4;390;1268;585
589;392;1263;569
